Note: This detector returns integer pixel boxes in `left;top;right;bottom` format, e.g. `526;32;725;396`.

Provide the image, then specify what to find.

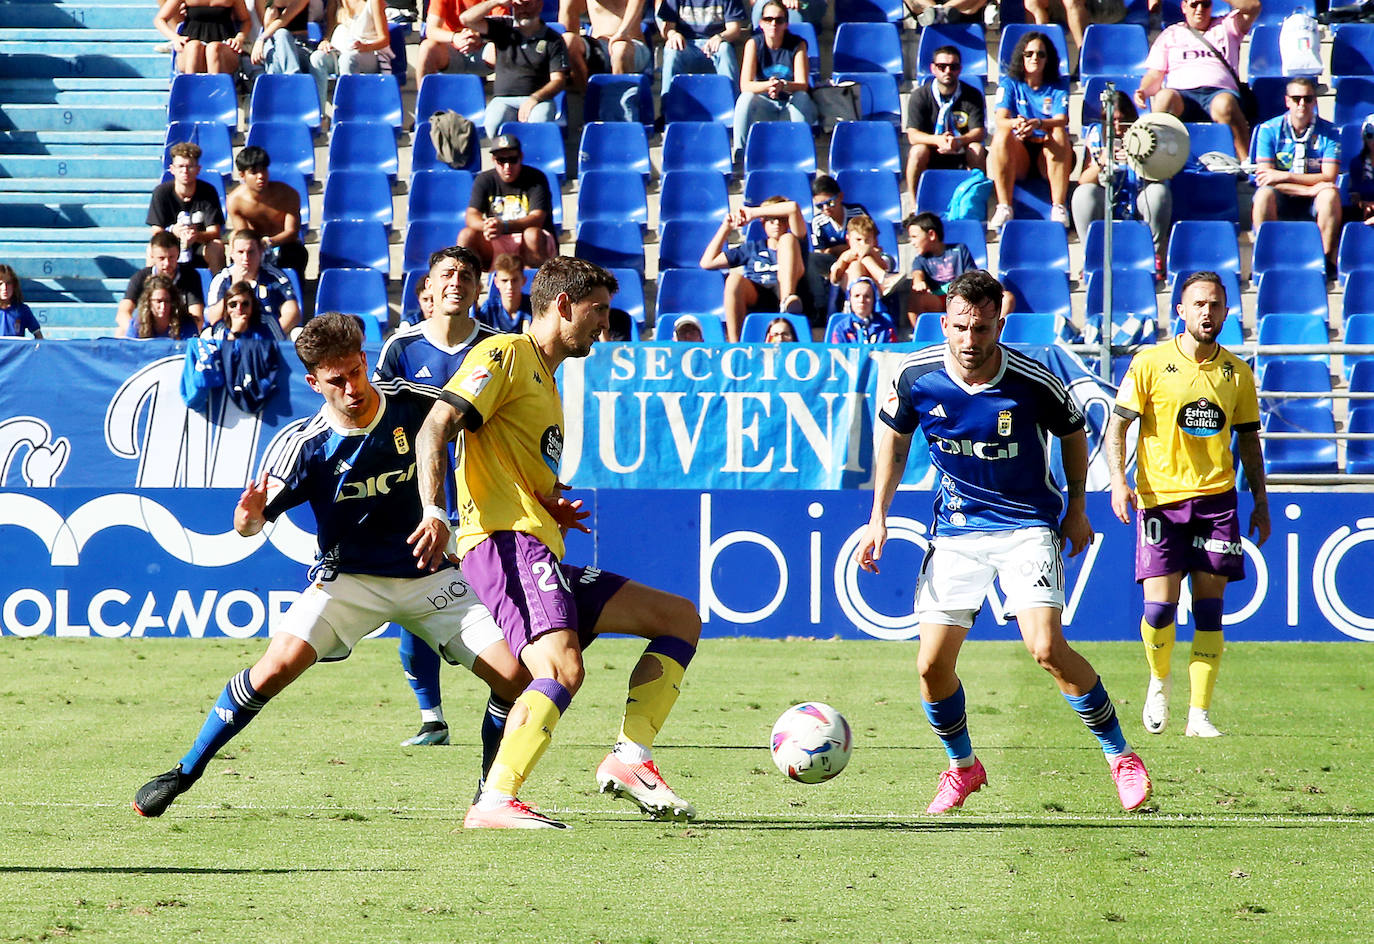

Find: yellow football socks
484;681;568;798
1189;632;1223;710
618;638;695;749
1140;617;1176;681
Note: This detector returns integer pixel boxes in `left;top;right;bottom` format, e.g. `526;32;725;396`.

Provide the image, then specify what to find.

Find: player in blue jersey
374;246;512;780
855;269;1152;814
133;313;528;818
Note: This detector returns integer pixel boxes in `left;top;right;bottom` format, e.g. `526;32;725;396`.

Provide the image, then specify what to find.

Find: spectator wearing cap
672;313;706;341
461;0;569;138
458;134;559;269
1345;115;1374;228
905;45;986;203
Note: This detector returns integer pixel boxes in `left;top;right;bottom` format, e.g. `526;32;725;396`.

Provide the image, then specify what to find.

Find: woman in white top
308;0;393;108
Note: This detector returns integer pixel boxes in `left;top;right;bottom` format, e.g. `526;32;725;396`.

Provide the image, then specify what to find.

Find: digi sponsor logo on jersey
1178;398;1225;437
541;424;563;472
335;463;416;501
933;437;1020;460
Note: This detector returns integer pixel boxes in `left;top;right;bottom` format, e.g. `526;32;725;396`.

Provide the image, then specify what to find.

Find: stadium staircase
0;0;168;337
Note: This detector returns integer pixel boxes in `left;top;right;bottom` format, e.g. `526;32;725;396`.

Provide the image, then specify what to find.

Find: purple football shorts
1135;490;1246;582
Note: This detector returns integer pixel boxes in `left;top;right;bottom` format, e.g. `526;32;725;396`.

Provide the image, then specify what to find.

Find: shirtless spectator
147;142;226;272
417;0;504;81
226;146;307;284
204;229;299;336
116;231;207;336
560;0;650;116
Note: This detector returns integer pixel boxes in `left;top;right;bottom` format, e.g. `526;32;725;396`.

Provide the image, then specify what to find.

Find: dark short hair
931;44;961;64
812;174;840;197
530;257;618;319
1007;31;1061;84
235;146;270;172
149;230;180;253
428;245;482;281
295;312;364;371
1178;270;1227;304
946;269;1004;313
230;228;265;248
906;211;943;239
1286;75;1318;97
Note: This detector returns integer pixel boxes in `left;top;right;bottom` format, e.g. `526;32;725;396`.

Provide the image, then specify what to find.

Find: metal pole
1098;83;1116;382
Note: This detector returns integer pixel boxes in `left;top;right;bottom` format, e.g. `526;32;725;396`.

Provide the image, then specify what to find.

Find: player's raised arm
1058;428;1093;557
410;396;473;570
234;472;273;536
1105;411;1138;525
856;422;912;574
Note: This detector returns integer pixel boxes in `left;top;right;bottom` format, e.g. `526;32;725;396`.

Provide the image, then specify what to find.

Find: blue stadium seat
273;169;311;235
407;169;474;225
1168;269;1243;330
831;72;902;126
1258;358;1332;406
914;168;975;216
1248;75;1290;124
910;311;944;343
411;120;480;174
577;169;648;233
658;170;730;233
1262;404;1338;474
942;219;988;270
574;221;645;273
332;74;403;133
1078;23;1147;79
1345;271;1374;320
741;311;812;342
585;73;654;125
605;267;645;325
1184;122;1235;170
996;220;1070;277
1253;0;1313;27
658;220;720;270
1082;269;1160;345
1338;222;1374;285
1345;405;1374;473
1000;312;1057;345
1252;220;1325;279
327;120;399;180
835;0;903;22
1256;269;1328;319
661;121;732;181
168;73;237;130
245;120;315;182
402;220;455;275
1334;77;1374;126
1169;170;1240;223
829;121;900;180
1257;313;1329;365
321;169;393;227
1082;76;1143;126
836;168;901;257
414;73;486;129
1082;220;1156;275
790;21;822;85
400;268;427;324
1010;177;1056;222
832;22;903;80
662;74;736;125
248;74;321;137
317;268;390;341
654;312;727;341
913;23;987;80
996;24;1069;74
1245;24;1283;77
656;268;727;319
164;121;232;180
1345;314;1374;380
1332;23;1374;78
318;220;391;274
743;121;817;176
578;122;651;182
743;169;813;223
1166;220;1240;284
1001;268;1072;322
498;121;567;188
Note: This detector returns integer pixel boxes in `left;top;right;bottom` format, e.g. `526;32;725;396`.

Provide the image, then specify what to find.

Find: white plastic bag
1280;12;1323;76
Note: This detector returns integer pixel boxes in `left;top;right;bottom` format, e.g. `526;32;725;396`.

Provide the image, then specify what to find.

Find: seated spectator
1253;76;1341;279
417;0;492;82
828;213;899;299
148;142;226;272
658;0;746;91
0;264;41;339
155;0;251;75
462;0;569;138
732;0;816;160
905;211;977;322
603;307;635;340
1136;0;1260;162
478;253;534;331
700;196;806;342
904;0;987;25
987;31;1071;231
764;315;798;342
204;280;280;340
827;277;896;343
1071;92;1172;273
226;146;307;284
127;274;200;339
205;229;297;337
806;174;871;322
457;134;559;269
905;45;987;204
116;231;208;335
308;0;393;108
559;0;652;108
252;0;313;74
748;0;824;27
1023;0;1090;62
673;313;706;341
1349;116;1374;227
405;276;436;325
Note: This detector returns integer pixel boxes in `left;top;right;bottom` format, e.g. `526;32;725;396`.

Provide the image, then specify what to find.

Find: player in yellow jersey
411;256;702;829
1105;271;1270;739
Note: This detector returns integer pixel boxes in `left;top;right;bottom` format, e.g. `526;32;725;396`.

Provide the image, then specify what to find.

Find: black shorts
748;281;781;312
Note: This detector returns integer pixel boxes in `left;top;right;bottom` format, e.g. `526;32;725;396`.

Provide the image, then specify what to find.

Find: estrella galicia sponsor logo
541;425;563;473
1178;398;1225;437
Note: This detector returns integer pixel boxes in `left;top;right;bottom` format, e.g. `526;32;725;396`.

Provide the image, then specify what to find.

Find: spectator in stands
408;277;436;324
116;232;207;336
904;0;987;25
478;253;534;331
1136;0;1261;162
828;214;899;299
1252;76;1342;280
461;0;570;138
905;45;986;206
806;174;872;322
700;195;806;342
987;31;1072;231
905;211;977;323
457;134;559;269
0;264;41;339
252;0;313;74
416;0;491;82
827;277;897;343
155;0;251;75
1072;92;1172;273
559;0;652;105
603;308;635;340
127;274;200;340
226;146;307;284
672;313;706;341
148;142;226;272
204;281;280;340
1349;116;1374;227
764;316;798;342
658;0;746;91
308;0;393;108
732;0;816;160
1023;0;1091;63
205;229;298;336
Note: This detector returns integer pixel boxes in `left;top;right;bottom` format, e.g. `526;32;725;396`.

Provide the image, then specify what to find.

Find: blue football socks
398;629;443;714
1064;679;1129;756
923;683;975;763
178;668;269;781
480;692;512;779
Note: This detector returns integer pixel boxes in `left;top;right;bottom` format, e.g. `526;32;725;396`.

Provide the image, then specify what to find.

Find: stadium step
22;277;129;303
0;77;168;94
0;28;162;42
40;326;114;340
0;104;169;132
0;40;167;58
27;301;120;329
0;54;169;79
0;85;168;107
0;155;165;179
0;226;149;242
0;4;158;30
0;128;166;148
0;177;157;193
0;247;144;279
0;202;149;228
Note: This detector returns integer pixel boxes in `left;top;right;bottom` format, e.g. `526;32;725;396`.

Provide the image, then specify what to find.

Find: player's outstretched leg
398;628;448;746
1185;597;1225;738
1140;601;1177;734
922;681;988;814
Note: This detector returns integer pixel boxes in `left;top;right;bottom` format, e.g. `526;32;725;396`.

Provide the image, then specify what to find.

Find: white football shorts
915;526;1065;629
277;568;504;666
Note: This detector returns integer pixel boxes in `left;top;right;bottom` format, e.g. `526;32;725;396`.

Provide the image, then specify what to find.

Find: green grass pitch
2;636;1372;943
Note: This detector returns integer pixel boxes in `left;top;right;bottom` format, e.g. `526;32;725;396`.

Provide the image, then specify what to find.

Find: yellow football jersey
1115;337;1260;508
443;331;566;559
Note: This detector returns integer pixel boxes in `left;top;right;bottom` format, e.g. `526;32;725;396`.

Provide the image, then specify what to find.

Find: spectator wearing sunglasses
1346;115;1374;228
905;45;987;204
987;32;1071;231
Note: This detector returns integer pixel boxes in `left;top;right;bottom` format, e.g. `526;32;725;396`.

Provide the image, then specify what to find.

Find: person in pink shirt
1135;0;1261;160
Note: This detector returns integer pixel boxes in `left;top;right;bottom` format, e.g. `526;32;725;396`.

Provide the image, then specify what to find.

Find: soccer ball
770;702;852;784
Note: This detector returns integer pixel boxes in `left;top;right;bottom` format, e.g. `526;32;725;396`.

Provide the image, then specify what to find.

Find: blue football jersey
880;345;1084;536
262;378;447;579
